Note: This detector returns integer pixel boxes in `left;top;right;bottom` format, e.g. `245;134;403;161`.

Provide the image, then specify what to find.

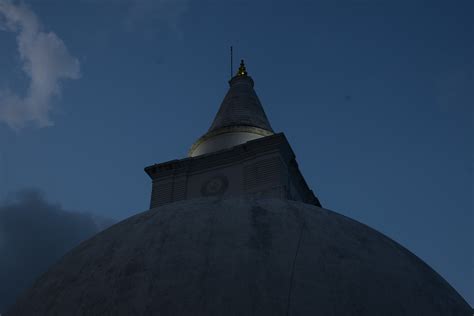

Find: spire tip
237;59;247;76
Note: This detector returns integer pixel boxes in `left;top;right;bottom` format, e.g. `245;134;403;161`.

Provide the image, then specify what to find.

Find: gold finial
237;59;247;76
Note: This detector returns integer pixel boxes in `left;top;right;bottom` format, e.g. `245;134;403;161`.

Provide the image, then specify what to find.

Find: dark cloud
0;189;114;313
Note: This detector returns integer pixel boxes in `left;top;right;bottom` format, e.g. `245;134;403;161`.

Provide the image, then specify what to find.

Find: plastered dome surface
8;198;471;315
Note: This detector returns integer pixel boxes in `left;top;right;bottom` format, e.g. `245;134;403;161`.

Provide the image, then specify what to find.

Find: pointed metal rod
230;46;233;79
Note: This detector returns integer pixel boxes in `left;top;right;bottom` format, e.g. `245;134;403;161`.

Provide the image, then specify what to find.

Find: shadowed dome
7;198;470;316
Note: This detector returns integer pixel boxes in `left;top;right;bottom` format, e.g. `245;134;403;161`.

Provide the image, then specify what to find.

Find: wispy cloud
124;0;189;36
0;0;80;130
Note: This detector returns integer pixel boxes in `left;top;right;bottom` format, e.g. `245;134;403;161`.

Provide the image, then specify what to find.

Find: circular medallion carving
200;175;229;196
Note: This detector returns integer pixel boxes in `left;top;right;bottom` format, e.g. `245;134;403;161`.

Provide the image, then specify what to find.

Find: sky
0;0;472;310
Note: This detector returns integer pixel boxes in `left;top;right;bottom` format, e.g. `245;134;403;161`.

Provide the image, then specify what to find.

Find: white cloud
0;0;80;130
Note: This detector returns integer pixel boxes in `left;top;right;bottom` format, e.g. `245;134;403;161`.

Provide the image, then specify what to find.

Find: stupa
7;61;471;316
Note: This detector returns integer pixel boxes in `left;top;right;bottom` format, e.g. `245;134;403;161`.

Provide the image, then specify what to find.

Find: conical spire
189;60;274;157
207;60;273;134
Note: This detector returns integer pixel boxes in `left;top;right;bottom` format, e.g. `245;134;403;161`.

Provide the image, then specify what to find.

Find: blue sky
0;0;472;306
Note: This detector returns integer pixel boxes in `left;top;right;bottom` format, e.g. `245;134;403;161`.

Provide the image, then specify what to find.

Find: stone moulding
188;125;274;157
145;133;321;208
